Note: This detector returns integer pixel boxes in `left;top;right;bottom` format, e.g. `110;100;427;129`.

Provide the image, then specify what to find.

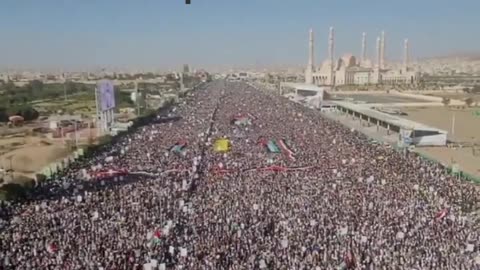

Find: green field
34;96;98;115
0;81;135;116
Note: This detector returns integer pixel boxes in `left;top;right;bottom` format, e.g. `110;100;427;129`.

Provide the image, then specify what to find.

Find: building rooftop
280;82;326;92
332;101;448;133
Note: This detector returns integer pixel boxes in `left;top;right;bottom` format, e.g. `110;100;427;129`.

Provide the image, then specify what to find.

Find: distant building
305;28;420;86
195;70;211;82
183;64;190;74
280;83;328;109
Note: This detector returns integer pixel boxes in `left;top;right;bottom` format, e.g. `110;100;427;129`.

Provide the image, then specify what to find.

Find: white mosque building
305;27;420;86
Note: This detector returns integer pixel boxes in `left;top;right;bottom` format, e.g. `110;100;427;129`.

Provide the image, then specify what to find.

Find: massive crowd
0;80;479;269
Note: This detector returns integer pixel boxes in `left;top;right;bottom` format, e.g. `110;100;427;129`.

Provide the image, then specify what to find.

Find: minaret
376;36;381;69
328;26;335;85
374;36;381;84
361;32;367;65
380;31;386;69
305;28;314;84
403;38;409;71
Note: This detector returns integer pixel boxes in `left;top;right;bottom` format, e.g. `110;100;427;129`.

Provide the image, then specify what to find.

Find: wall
415;151;480;184
39;148;85;179
412;133;447;146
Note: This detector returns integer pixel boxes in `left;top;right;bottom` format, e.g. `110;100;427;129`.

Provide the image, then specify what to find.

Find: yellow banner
214;138;230;152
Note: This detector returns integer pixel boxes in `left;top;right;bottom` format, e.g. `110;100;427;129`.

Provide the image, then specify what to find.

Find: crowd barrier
34;84;206;183
393;145;480;185
39;148;85;179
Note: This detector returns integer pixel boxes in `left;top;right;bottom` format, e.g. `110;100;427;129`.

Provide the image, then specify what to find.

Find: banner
92;169;129;180
214;138;230;152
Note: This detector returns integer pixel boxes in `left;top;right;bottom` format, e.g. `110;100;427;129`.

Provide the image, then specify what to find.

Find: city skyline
1;0;479;70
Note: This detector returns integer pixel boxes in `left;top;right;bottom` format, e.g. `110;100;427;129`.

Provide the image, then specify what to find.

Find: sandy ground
0;125;107;184
416;147;480;177
324;108;480;179
402;107;480;143
0;135;71;184
427;92;480;102
333;93;427;104
400;106;480;178
428;91;480;99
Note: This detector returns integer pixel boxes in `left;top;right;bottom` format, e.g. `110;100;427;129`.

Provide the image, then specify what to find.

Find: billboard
98;80;116;111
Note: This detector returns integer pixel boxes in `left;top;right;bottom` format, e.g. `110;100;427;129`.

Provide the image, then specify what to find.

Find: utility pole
64;82;67;101
63;72;68;102
135;81;141;116
74;121;79;149
94;85;101;137
451;112;456;136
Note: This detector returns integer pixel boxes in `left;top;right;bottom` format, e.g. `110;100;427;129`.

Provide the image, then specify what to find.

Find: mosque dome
318;60;334;73
362;59;373;68
341;54;357;67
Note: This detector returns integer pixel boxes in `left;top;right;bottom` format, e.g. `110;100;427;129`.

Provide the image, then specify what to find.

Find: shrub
0;105;39;122
0;183;27;201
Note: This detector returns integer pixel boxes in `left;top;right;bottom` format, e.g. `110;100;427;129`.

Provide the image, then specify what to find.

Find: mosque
305;27;420;86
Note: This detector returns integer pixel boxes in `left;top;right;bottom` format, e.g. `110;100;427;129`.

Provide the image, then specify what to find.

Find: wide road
0;80;479;269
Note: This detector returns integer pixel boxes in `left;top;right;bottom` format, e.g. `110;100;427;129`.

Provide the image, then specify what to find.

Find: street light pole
451;112;456;137
63;73;68;102
135;81;140;116
64;82;67;102
74;121;79;149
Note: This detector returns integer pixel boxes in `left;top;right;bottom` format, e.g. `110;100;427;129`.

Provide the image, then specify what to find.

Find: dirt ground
400;106;480;178
416;147;480;178
426;92;480;103
0;136;71;182
402;106;480;143
333;93;427;104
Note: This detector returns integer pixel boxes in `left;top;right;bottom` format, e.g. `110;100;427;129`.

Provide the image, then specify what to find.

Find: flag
212;167;232;175
247;112;257;120
278;139;296;160
170;140;188;154
266;140;281;153
256;166;288;173
344;249;356;269
46;243;58;254
234;117;251;126
435;208;448;220
257;137;268;146
151;230;162;245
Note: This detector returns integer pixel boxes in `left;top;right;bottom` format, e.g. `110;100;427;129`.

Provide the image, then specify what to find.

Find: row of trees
441;97;476;107
0;106;39;122
0;80;94;107
0;80;97;123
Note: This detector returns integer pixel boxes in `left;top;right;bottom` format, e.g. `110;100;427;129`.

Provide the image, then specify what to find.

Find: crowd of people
0;80;479;269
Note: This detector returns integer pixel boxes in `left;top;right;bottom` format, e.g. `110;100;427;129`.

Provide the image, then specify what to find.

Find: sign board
452;163;460;175
398;128;413;148
97;80;116;111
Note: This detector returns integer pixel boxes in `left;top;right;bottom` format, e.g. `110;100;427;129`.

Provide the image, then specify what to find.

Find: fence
39;148;85;180
411;149;480;184
35;90;185;182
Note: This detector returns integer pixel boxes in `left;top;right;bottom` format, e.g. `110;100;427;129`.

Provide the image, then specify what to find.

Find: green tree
472;85;480;94
0;183;27;201
441;97;451;107
465;97;474;107
30;80;44;92
66;81;78;95
6;105;39;121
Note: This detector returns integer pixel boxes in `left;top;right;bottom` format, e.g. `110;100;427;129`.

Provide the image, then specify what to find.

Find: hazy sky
1;0;479;70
